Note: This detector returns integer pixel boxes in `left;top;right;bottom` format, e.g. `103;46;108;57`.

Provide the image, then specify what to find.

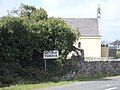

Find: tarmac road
35;76;120;90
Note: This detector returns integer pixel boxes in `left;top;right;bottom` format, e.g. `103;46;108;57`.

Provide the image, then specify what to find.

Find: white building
63;5;101;58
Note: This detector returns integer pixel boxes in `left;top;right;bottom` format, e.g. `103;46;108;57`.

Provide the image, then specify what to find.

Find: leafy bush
0;4;78;86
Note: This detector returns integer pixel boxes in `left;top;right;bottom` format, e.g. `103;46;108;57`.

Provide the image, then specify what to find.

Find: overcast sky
0;0;120;42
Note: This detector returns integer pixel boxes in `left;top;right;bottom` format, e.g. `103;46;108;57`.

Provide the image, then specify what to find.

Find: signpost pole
45;59;47;70
43;50;59;70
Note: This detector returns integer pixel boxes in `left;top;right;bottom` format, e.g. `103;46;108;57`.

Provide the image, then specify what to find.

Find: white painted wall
74;36;101;58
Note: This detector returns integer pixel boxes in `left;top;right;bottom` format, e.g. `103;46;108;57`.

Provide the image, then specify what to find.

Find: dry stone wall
63;57;120;80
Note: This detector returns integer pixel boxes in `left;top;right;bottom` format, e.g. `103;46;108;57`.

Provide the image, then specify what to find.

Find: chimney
97;4;101;19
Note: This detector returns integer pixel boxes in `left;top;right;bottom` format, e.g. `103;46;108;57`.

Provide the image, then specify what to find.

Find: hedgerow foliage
0;4;78;86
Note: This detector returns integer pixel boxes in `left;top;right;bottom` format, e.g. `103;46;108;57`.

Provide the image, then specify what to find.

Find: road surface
35;76;120;90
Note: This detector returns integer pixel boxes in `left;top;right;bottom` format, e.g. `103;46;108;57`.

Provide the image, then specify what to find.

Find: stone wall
63;57;120;80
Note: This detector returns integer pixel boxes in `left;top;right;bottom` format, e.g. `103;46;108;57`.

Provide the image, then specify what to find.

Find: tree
0;4;79;85
18;4;78;61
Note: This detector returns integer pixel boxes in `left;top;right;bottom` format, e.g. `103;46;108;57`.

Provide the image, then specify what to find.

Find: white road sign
43;50;59;59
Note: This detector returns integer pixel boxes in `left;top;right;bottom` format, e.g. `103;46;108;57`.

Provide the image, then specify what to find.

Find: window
78;42;81;48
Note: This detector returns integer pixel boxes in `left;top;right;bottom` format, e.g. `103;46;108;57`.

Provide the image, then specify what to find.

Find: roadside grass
0;81;77;90
1;74;119;90
0;77;104;90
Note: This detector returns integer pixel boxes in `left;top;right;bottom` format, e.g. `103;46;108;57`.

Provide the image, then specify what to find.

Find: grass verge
1;74;119;90
0;81;76;90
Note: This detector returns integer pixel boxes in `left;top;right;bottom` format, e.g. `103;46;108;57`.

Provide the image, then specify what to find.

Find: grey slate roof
62;18;100;37
110;40;120;45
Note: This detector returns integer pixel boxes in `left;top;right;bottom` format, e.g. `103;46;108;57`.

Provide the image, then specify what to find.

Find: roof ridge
62;18;97;19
